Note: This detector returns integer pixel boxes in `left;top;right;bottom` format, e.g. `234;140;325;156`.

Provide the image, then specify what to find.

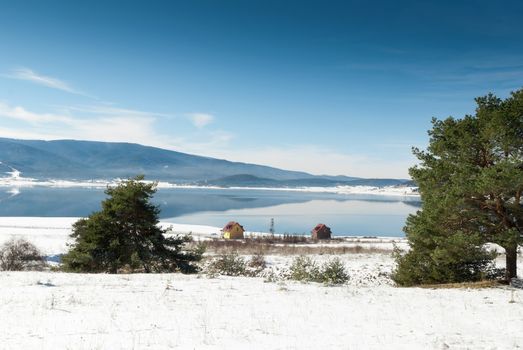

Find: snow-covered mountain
0;138;411;187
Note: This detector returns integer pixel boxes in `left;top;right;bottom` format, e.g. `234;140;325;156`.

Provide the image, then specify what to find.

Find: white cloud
5;68;91;97
0;102;232;158
186;113;214;128
64;105;171;118
203;145;415;179
0;102;73;124
0;102;168;145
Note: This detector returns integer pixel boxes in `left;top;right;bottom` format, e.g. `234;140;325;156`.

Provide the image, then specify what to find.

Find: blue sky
0;0;522;178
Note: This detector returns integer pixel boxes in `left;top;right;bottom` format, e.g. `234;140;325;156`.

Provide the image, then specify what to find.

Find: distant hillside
201;174;408;188
0;138;411;187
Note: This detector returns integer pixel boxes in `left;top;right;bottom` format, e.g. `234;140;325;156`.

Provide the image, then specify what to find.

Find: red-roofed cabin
222;221;245;239
311;223;332;240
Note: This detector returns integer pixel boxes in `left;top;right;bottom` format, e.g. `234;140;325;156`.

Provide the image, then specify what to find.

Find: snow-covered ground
1;263;522;349
0;217;228;255
1;217;522;349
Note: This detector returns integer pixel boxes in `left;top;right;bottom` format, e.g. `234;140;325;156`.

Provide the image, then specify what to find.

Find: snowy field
1;266;522;349
1;217;522;349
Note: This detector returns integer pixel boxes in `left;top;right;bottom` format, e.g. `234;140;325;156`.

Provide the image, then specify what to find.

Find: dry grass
418;280;503;289
193;237;393;256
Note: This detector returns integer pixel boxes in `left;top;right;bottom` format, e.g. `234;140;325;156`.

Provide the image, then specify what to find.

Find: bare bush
248;252;267;270
0;238;46;271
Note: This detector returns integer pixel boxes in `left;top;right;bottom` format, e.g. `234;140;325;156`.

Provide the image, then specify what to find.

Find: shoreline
0;216;406;238
0;216;407;256
0;176;420;198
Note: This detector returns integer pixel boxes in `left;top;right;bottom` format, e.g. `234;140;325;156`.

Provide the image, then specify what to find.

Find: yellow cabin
222;221;245;239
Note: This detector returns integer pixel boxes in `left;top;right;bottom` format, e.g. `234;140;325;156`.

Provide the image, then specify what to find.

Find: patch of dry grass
193;237;392;256
418;280;503;289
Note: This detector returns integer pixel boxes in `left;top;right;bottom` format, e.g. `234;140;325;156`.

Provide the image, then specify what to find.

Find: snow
0;217;78;256
0;217;408;256
1;217;522;349
0;217;229;255
1;261;522;349
0;165;419;197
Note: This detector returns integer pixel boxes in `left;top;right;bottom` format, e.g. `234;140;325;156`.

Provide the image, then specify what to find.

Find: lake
0;187;420;237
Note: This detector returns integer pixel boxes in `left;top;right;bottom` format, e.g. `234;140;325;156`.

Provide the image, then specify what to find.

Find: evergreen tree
62;176;202;273
393;89;523;285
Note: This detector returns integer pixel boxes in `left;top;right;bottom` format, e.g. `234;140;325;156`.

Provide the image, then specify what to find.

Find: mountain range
0;138;412;187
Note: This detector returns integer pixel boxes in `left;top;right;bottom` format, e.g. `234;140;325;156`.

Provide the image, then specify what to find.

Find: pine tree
62;176;202;273
393;89;523;285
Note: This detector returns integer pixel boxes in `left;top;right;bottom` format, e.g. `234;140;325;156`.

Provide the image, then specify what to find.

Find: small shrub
288;255;349;285
289;255;320;282
208;253;247;276
248;252;267;270
263;270;280;283
320;257;350;285
0;238;46;271
245;252;267;277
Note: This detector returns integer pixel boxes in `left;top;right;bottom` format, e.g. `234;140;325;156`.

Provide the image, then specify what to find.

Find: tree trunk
505;244;518;281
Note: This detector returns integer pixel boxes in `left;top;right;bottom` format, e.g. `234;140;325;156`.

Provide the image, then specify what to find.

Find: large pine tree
394;89;523;285
62;176;202;273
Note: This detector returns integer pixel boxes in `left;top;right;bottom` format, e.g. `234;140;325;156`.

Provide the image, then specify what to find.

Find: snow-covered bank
0;171;419;197
0;217;221;255
0;217;407;256
0;217;78;256
0;269;521;350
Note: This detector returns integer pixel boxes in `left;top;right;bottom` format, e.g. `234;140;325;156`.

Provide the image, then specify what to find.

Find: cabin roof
312;223;331;232
222;221;245;231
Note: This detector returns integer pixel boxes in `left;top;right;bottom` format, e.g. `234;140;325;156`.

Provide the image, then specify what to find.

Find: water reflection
0;187;420;236
167;198;417;236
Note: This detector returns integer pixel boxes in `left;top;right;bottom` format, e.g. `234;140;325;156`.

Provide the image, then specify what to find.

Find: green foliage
392;234;498;286
207;252;247;276
320;257;350;285
289;255;320;282
394;89;523;285
0;238;46;271
62;176;202;273
289;255;349;285
206;252;270;277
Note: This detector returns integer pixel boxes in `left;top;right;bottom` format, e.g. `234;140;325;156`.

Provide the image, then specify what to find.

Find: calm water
0;187;420;237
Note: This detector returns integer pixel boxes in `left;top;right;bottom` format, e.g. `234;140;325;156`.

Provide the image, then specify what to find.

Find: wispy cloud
186;113;214;128
60;104;172;118
5;68;92;97
0;102;161;144
204;145;415;178
0;101;234;160
0;102;73;124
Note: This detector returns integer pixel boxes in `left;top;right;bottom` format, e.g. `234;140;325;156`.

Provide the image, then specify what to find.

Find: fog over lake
0;187;420;237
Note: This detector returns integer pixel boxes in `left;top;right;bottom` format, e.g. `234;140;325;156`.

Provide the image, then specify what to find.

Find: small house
222;221;245;239
311;223;331;240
